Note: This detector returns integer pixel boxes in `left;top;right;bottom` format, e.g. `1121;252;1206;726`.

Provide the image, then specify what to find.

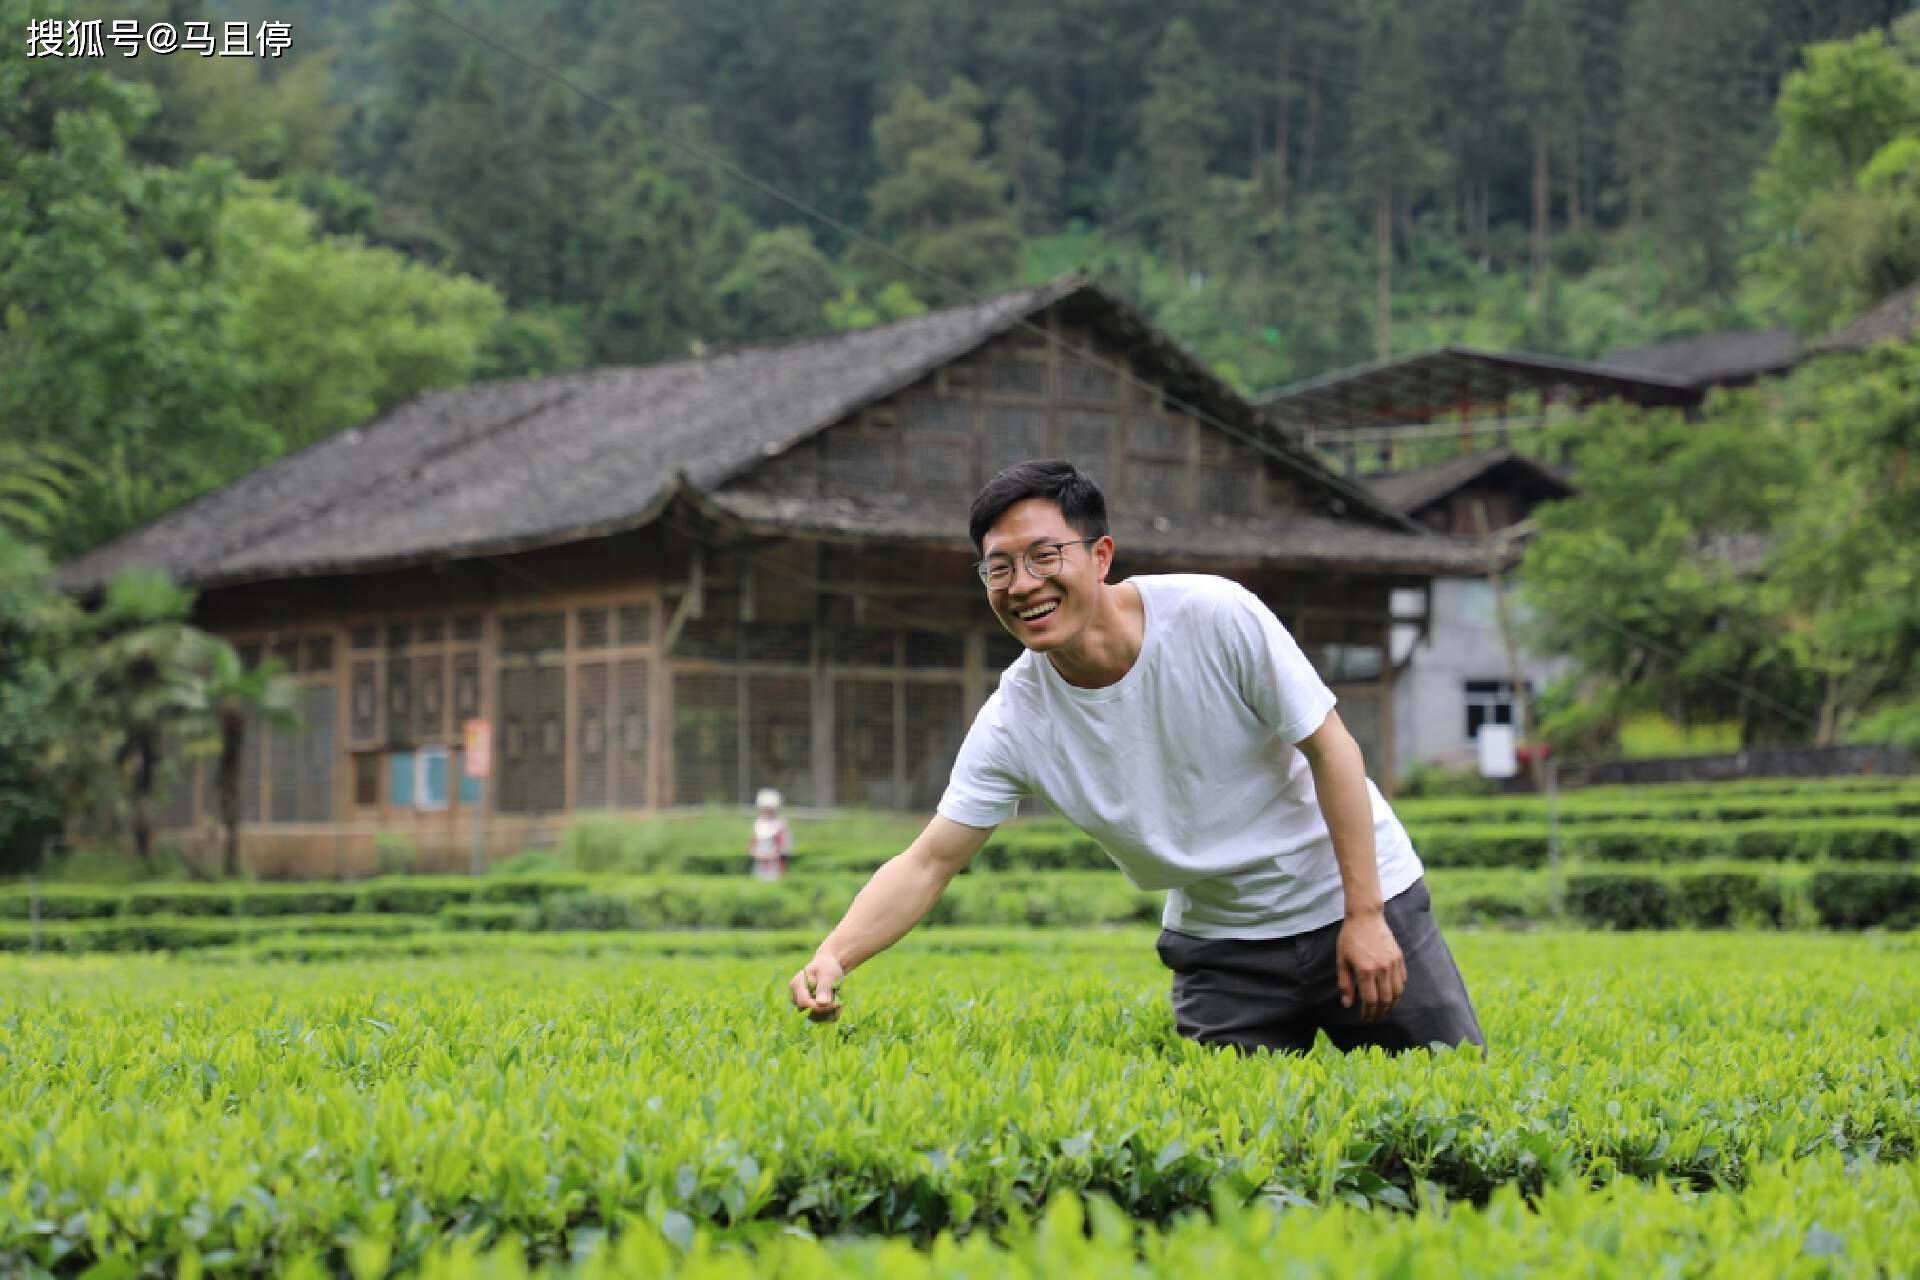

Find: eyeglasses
975;538;1098;589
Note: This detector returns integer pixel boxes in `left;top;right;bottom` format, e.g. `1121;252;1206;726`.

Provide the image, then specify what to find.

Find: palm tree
182;643;299;879
46;570;206;868
0;441;80;544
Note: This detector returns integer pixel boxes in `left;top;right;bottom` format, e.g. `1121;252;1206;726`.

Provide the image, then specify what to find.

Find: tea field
3;929;1917;1276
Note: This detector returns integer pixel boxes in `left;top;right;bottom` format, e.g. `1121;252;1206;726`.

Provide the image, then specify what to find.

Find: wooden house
57;277;1486;876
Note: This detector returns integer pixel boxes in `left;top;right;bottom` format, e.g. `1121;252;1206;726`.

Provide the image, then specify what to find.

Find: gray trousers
1155;878;1486;1055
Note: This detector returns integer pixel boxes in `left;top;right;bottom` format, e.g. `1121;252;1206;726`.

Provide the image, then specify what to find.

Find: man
789;459;1485;1055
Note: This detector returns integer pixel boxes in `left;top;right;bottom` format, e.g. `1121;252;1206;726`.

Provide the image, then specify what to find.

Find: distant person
790;460;1485;1056
748;788;792;882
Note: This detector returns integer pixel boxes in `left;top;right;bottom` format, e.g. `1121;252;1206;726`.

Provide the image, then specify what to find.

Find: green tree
576;121;741;362
180;643;298;879
388;53;533;297
717;227;839;344
0;534;77;874
0;68;267;558
1350;3;1439;356
0;442;80;544
1505;0;1580;310
857;79;1020;296
1139;20;1225;279
1522;349;1920;749
1745;30;1920;330
824;281;928;332
1763;346;1920;742
996;89;1065;234
45;570;207;869
215;185;503;453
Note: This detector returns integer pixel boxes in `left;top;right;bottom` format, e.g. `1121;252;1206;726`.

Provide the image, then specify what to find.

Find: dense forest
3;0;1916;560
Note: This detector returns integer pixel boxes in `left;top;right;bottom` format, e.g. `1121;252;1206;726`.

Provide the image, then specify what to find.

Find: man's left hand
1336;909;1406;1022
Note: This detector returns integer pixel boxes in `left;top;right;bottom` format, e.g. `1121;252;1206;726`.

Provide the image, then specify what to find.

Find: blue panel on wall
419;747;449;811
388;753;414;807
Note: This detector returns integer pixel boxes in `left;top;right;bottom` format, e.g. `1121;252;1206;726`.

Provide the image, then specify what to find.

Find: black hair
968;459;1109;552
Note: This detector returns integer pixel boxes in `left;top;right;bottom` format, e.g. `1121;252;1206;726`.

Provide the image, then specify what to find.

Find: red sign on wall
463;719;491;779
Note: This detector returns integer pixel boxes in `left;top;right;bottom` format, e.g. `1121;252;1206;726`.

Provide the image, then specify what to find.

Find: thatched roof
57;275;1454;594
1602;329;1801;388
1363;447;1576;517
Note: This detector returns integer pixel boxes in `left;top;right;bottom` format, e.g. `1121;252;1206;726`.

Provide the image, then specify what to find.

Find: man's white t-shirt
937;573;1424;939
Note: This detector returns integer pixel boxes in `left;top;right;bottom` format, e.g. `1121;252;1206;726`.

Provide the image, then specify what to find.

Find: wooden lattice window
743;621;811;665
349;660;379;746
578;608;610;650
983;405;1049;476
905;630;965;668
673;590;741;660
821;426;894;491
500;612;565;657
905;682;965;810
830;627;897;667
353;753;379;808
1059;356;1120;403
748;675;813;806
299;683;335;821
576;662;610;809
1059;408;1114;486
1197;462;1255;516
453;614;484;643
904;434;975;497
834;679;896;809
1126;456;1187;513
615;659;649;808
497;665;565;814
452;653;482;722
617;604;653;647
385;656;411;744
672;673;740;806
981;357;1047;398
413;653;445;742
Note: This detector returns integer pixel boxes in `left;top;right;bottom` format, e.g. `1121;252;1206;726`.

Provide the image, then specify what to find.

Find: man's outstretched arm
789;815;996;1022
1297;709;1407;1022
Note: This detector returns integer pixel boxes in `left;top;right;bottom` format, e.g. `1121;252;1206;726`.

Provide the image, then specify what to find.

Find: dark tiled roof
1811;280;1920;354
58;280;1084;592
56;275;1433;594
1362;447;1576;516
698;489;1496;576
1253;346;1701;433
1601;329;1800;387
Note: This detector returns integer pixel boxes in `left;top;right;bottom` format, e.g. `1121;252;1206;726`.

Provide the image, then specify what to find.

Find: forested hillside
3;0;1914;559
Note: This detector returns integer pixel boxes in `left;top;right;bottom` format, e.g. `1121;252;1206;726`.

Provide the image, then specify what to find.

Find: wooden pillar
649;619;672;811
811;545;835;809
962;628;985;716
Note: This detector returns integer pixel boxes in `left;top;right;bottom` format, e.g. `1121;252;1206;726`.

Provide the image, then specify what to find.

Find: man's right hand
790;950;846;1022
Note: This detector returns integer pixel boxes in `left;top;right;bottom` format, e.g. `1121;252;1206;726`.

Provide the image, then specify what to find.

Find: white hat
755;788;783;810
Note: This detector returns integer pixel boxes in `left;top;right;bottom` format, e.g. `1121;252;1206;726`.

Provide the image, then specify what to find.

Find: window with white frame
1464;679;1529;741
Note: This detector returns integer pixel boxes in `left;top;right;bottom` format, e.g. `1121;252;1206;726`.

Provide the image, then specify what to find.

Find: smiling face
979;498;1113;653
